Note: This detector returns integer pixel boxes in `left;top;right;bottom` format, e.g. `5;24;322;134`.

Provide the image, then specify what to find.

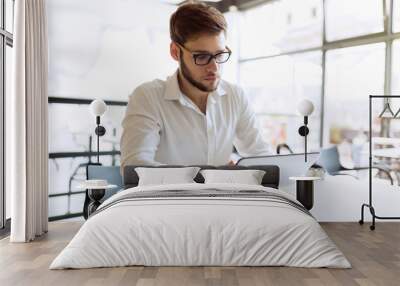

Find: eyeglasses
177;43;232;66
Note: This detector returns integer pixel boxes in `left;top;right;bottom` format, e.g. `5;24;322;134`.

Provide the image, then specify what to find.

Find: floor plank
0;222;399;286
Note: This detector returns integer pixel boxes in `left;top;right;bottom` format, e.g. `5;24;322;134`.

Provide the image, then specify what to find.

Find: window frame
1;0;13;231
237;0;399;147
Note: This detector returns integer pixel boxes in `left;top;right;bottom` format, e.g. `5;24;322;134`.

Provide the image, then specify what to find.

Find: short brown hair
170;2;227;45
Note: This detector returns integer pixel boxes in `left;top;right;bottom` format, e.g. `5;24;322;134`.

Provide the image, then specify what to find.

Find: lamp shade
89;99;107;117
297;99;314;116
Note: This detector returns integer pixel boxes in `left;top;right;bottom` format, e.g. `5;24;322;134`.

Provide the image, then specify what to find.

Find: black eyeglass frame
176;43;232;66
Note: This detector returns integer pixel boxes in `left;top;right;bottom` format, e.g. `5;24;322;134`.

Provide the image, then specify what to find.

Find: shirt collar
164;70;227;101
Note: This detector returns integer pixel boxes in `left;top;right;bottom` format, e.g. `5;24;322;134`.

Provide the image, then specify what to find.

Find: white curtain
9;0;49;242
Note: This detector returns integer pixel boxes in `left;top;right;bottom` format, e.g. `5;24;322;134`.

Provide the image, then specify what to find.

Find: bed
50;165;351;269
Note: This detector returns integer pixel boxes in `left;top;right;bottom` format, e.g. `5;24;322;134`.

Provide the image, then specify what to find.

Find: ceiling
160;0;272;13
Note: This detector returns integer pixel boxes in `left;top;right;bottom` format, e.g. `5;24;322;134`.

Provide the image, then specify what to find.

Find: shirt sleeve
233;88;272;157
120;87;164;172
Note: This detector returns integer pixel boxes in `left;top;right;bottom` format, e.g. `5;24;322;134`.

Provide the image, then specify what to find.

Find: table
289;176;321;210
87;188;106;216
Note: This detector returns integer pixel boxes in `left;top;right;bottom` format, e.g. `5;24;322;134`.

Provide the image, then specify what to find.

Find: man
120;2;270;170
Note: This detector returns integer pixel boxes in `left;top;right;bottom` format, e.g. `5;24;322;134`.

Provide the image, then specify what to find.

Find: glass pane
325;43;385;146
48;155;119;218
389;40;400;137
49;157;89;197
392;40;400;95
0;0;2;29
240;51;322;152
49;196;69;218
48;193;85;218
48;104;125;153
325;0;384;41
394;0;400;32
387;99;400;138
239;0;323;59
70;193;86;214
5;0;14;33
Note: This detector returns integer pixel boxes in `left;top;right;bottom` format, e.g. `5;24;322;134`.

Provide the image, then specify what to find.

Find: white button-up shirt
120;71;270;169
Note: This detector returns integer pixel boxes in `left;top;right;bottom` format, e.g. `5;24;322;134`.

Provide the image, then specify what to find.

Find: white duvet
50;183;351;269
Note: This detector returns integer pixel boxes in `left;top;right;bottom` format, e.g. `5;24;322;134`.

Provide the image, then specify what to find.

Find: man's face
174;33;227;93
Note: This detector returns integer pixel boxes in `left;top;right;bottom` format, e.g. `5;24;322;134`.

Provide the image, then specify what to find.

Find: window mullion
0;33;4;229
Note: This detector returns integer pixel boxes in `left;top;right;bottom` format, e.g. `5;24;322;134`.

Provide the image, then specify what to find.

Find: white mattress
50;183;351;269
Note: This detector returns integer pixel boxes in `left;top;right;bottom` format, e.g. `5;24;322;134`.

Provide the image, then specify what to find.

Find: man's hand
228;160;236;166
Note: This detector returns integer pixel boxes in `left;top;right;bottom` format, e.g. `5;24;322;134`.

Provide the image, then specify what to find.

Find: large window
237;0;399;152
1;0;14;230
324;43;385;144
394;0;400;32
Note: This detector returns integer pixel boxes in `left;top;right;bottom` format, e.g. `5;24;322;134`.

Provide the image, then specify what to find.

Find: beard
180;51;219;93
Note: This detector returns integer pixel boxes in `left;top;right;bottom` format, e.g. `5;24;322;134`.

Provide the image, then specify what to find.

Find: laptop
237;152;320;187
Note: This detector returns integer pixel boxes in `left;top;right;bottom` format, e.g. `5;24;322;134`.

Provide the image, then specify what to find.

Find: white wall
47;0;177;101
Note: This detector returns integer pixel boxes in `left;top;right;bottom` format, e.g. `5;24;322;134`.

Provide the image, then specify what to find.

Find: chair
317;145;393;185
276;143;294;154
83;164;123;219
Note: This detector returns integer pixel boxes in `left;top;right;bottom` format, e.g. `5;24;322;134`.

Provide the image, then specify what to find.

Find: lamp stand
298;116;309;162
94;116;106;163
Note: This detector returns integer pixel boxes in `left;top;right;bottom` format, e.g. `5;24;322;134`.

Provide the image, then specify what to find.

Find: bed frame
123;165;280;189
84;164;280;219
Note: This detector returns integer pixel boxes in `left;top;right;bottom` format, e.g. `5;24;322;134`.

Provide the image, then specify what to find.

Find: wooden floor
1;222;400;286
